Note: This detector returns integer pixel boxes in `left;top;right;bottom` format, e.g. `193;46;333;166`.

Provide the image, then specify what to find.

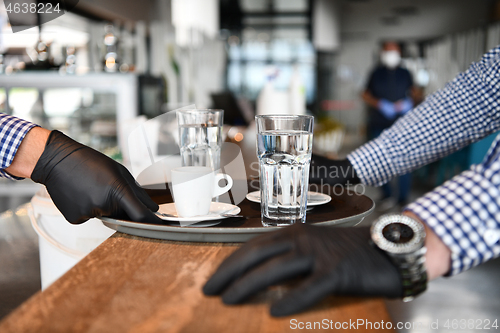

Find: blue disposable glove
396;97;413;115
377;99;397;120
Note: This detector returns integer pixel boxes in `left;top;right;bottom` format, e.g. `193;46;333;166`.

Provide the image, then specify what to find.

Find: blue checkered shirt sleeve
0;113;38;180
348;45;500;187
406;135;500;275
346;45;500;275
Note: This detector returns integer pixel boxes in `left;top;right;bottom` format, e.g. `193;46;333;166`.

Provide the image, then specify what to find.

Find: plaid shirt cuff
0;114;39;180
405;164;500;276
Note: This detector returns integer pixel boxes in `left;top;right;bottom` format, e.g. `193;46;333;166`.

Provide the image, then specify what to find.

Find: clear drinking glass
177;109;223;171
256;115;314;226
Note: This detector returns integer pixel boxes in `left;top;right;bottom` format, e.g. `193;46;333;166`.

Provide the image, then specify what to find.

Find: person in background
0;115;163;225
204;45;500;317
362;41;416;209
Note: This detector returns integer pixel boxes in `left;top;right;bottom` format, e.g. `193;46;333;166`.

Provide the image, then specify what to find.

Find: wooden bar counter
0;230;393;332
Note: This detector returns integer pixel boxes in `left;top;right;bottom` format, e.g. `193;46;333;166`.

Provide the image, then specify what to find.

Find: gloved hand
309;155;360;186
31;130;163;224
203;223;403;317
395;97;413;115
377;99;397;120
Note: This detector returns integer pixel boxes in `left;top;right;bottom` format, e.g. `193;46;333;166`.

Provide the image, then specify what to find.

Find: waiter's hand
395;97;413;114
31;130;163;224
310;155;360;186
377;99;397;120
203;223;403;317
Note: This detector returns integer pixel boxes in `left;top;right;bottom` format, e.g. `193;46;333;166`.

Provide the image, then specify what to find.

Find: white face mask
381;50;401;69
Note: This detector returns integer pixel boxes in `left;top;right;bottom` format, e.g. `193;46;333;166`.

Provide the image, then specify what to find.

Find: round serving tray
100;187;375;243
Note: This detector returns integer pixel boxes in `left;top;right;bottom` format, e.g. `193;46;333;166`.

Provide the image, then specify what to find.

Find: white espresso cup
171;166;233;218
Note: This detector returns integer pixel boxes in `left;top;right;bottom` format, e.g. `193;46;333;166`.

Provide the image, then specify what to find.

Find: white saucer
245;191;331;206
156;202;241;227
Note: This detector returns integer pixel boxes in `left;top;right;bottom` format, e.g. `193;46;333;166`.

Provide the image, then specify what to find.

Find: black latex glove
31;130;163;224
203;223;402;317
309;154;360;186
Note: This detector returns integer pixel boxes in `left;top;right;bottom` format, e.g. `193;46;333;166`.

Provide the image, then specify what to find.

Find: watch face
371;214;425;254
382;223;414;244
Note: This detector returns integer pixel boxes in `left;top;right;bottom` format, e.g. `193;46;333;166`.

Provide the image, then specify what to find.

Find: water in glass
258;129;313;226
179;124;222;171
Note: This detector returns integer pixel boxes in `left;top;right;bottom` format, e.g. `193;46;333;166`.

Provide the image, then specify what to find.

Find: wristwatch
371;214;427;302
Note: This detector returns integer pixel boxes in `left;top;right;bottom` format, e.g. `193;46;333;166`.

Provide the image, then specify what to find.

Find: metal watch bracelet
389;248;427;302
371;214;428;302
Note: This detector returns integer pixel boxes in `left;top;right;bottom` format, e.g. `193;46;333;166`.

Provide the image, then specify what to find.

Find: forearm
0;113;40;179
4;127;50;178
403;211;451;280
361;90;379;109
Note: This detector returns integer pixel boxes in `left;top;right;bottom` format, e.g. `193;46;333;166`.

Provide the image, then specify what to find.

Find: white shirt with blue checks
0;113;38;180
348;45;500;276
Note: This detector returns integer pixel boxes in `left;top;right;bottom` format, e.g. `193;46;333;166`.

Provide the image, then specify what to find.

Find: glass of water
256;115;314;226
177;109;223;171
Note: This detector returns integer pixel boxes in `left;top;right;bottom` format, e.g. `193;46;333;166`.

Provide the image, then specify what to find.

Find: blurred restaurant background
1;0;500;328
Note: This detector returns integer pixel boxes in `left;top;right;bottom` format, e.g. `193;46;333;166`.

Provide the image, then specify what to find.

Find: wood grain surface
0;232;393;332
